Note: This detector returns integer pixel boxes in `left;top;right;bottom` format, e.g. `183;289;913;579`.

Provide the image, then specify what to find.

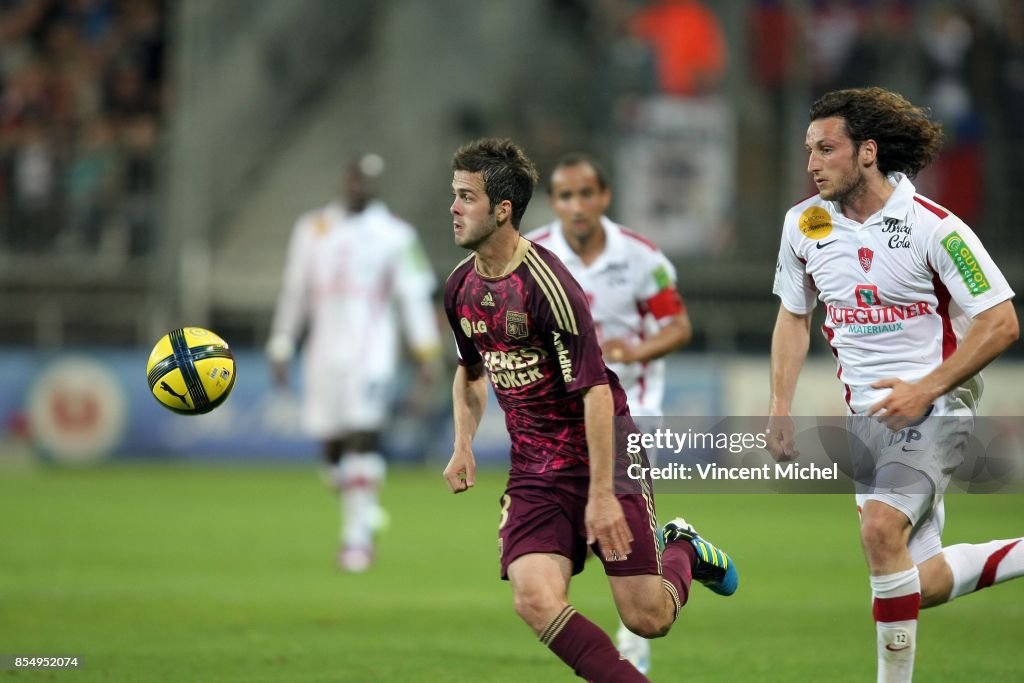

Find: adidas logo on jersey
481;292;495;307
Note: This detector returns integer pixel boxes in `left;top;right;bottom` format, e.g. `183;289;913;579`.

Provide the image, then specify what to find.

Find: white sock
871;567;920;683
337;453;386;549
615;619;651;674
943;538;1024;601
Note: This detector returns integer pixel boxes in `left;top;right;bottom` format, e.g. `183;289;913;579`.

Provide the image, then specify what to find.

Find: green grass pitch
1;463;1021;682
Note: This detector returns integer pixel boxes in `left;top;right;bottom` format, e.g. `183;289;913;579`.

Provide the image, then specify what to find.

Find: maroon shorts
497;465;662;580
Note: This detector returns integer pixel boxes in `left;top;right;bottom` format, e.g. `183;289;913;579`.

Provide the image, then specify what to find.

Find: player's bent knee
512;587;566;631
918;555;954;608
920;581;950;608
859;510;908;556
621;614;670;639
619;608;671;639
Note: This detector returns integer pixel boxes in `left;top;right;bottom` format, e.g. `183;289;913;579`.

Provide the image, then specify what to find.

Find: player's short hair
451;138;539;228
547;152;610;194
810;87;944;178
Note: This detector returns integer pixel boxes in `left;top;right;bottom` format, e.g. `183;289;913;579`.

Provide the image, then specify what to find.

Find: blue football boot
662;517;739;596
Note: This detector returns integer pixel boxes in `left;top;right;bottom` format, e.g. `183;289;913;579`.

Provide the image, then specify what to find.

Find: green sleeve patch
941;231;990;296
403;241;430;273
652;264;672;291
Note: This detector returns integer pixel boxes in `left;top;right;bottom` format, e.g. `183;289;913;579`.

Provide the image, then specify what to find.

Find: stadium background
1;1;1021;681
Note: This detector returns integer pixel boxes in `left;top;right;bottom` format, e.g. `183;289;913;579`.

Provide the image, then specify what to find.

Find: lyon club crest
505;311;528;339
858;246;874;273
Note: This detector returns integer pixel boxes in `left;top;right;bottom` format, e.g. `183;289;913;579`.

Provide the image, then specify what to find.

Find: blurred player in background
768;87;1022;682
443;138;737;683
267;154;442;572
525;152;691;674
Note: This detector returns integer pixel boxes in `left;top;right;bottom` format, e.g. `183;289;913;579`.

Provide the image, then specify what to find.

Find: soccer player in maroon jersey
441;138;738;683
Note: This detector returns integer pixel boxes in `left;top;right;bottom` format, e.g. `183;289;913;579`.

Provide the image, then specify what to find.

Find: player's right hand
443;448;477;494
585;490;633;562
765;415;799;461
601;338;634;364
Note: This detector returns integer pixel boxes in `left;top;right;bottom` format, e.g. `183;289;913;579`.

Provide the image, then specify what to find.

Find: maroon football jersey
444;237;632;473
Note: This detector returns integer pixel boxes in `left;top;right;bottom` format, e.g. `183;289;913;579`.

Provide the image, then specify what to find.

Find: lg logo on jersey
882;219;911;249
460;317;487;336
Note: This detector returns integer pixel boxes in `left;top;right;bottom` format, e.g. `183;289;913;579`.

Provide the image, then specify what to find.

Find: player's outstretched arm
582;384;633;562
444;362;487;494
869;300;1019;428
768;304;812;461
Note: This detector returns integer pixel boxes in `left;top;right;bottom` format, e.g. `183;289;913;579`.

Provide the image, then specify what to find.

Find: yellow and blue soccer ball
146;327;236;414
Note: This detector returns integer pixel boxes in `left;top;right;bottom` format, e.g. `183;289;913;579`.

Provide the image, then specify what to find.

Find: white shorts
850;388;975;564
303;367;393;439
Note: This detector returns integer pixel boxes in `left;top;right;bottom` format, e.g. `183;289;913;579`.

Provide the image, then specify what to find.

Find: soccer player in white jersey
526;153;691;420
525;153;692;674
267;154;442;572
767;87;1022;682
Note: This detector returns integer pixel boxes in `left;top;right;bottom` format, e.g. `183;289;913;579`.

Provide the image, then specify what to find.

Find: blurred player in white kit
267;154;442;572
526;152;692;674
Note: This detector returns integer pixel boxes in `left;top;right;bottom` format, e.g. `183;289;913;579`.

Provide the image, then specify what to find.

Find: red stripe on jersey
821;324;852;410
646;288;686;319
914;196;949;219
930;271;957;360
976;540;1021;590
620;227;658;251
873;593;921;623
530;230;551;243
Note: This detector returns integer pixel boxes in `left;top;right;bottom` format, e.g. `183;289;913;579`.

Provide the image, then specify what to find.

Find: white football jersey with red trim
773;174;1013;414
269;201;440;436
526;217;686;416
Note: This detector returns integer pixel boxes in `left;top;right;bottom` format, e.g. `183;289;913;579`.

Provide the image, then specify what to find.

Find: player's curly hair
810;88;944;178
452;138;539;228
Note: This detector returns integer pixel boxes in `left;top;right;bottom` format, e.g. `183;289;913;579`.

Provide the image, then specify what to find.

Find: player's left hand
868;378;936;431
585;490;633;562
442;448;476;494
766;414;799;461
601;338;636;364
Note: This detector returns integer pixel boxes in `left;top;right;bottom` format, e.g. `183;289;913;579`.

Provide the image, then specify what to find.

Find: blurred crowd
3;0;1022;266
519;0;1023;232
0;0;166;259
749;0;1024;228
500;0;729;173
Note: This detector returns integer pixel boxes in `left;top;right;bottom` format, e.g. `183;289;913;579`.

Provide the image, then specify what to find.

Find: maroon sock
661;540;696;619
541;606;650;682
